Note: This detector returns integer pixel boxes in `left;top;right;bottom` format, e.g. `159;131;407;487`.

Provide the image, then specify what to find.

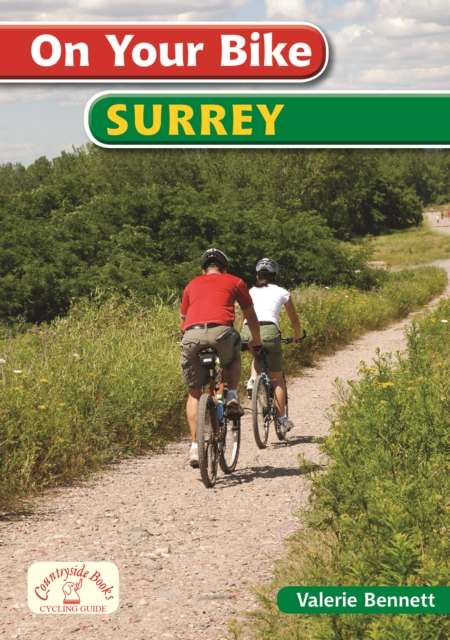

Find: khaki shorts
241;323;283;372
180;325;241;389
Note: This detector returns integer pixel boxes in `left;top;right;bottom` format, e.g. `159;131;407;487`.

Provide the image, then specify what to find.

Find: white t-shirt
245;284;290;327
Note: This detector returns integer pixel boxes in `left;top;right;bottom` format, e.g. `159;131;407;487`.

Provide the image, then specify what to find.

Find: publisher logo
28;562;119;614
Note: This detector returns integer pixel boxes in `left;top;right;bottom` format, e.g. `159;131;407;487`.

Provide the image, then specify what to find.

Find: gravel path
425;210;450;233
2;260;450;640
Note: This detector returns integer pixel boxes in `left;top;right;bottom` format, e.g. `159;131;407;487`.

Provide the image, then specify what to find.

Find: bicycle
243;330;306;448
196;348;241;488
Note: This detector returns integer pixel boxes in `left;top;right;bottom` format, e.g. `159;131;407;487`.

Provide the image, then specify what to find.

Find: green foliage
279;267;446;369
0;146;428;323
0;267;445;510
0;294;186;508
370;219;450;268
248;290;450;639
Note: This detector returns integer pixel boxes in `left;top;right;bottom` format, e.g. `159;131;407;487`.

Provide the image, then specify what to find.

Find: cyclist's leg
186;388;203;442
241;324;262;389
180;328;211;462
251;358;262;377
262;325;291;424
213;326;243;414
268;370;286;418
269;370;294;432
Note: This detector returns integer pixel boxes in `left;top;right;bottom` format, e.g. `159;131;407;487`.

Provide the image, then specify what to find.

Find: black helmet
201;248;229;270
256;258;279;274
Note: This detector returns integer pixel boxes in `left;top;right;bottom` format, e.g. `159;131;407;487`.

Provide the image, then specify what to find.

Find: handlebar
241;329;306;352
281;329;307;344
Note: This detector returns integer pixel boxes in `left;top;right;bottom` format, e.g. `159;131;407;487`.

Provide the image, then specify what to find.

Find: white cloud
266;0;370;23
336;0;370;22
375;0;450;26
266;0;308;20
0;142;42;162
0;0;251;21
265;0;450;89
0;86;94;105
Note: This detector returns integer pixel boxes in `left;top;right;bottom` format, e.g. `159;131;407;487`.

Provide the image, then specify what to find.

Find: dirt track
1;259;450;640
426;209;450;233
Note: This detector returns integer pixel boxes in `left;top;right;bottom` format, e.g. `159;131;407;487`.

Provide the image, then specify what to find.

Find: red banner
0;23;328;82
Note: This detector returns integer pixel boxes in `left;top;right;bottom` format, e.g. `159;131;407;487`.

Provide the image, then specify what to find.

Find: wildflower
58;403;66;406
72;353;81;359
407;387;414;391
20;374;27;379
0;358;5;364
40;378;49;383
380;382;394;388
365;366;377;371
110;374;116;377
431;318;436;323
442;319;449;323
13;369;22;374
14;386;23;391
379;400;387;405
325;286;330;289
38;405;46;410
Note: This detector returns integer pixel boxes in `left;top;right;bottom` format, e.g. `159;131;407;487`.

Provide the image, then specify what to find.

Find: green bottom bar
86;93;450;147
278;587;450;614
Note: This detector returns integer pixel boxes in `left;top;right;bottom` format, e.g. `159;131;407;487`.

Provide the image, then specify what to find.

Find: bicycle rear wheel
219;416;241;473
252;375;270;448
198;393;219;488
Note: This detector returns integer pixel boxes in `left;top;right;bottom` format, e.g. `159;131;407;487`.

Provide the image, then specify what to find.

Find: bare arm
241;306;262;348
180;316;185;332
284;297;303;342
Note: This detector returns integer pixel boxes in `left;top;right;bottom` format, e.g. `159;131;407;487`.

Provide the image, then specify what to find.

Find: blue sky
0;0;449;164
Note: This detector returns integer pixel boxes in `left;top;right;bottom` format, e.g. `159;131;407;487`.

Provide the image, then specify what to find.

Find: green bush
248;283;450;639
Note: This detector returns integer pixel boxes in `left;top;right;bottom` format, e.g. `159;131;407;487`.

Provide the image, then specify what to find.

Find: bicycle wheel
219;416;241;473
198;393;219;488
252;375;270;448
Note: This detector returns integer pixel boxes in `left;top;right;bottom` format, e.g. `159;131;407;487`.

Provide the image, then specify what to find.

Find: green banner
278;587;450;614
85;92;450;147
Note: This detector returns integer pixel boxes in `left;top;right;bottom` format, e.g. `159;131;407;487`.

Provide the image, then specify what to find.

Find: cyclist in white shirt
240;258;303;435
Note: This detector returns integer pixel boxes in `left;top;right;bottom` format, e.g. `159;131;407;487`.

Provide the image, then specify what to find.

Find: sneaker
225;393;244;417
246;377;255;399
278;418;294;434
189;444;199;468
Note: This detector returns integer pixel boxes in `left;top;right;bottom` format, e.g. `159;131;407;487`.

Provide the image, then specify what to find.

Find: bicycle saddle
198;348;217;366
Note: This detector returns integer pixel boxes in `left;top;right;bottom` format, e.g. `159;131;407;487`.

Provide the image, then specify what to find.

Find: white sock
278;415;286;423
227;390;237;396
191;442;198;449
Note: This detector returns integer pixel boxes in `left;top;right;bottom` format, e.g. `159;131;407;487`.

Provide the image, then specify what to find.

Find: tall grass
0;267;446;510
370;215;450;267
0;295;186;509
279;267;448;371
246;293;450;639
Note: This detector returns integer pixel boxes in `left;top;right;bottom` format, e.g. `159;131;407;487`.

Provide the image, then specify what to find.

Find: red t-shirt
180;273;253;330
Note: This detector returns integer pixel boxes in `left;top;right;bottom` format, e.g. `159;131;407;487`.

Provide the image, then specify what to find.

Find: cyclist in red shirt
180;249;262;467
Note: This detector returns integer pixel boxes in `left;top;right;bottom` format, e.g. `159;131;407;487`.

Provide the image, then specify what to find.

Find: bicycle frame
200;349;225;436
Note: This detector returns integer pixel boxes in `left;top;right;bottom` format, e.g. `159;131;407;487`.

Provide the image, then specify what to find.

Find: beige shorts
180;325;241;389
241;323;283;372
